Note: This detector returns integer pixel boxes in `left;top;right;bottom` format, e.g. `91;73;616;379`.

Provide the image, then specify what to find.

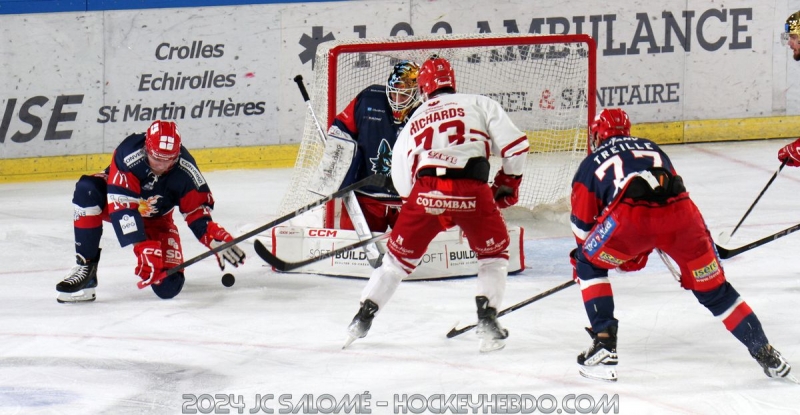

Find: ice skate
343;300;378;349
751;344;796;382
56;250;101;303
577;326;618;382
475;296;508;353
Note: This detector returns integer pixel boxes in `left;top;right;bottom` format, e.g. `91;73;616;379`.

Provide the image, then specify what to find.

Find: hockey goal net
278;33;596;227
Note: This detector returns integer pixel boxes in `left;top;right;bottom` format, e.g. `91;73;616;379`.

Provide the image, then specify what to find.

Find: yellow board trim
632;115;800;144
2;115;799;183
0;144;299;183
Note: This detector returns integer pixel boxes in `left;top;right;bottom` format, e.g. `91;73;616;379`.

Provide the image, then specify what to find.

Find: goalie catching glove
200;221;246;270
491;170;522;209
778;138;800;167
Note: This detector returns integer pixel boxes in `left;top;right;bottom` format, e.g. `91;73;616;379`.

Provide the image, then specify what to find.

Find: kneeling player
56;120;245;303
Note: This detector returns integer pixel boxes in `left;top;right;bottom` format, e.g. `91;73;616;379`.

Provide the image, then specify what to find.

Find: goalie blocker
261;225;524;279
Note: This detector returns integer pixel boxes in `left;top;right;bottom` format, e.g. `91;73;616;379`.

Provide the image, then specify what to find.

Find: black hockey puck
221;273;235;287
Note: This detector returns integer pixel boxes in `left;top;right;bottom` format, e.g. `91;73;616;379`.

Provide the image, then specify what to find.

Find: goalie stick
719;160;787;244
715;222;800;259
446;279;576;338
294;74;385;268
161;174;387;278
253;233;389;272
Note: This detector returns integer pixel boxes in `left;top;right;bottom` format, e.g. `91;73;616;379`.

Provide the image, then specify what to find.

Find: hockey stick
294;74;385;268
293;74;328;145
253;233;390;272
715;222;800;259
162;174;386;277
656;249;681;282
342;191;386;267
446;279;576;338
719;160;787;244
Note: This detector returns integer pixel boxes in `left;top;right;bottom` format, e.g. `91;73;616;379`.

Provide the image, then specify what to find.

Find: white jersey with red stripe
392;92;529;198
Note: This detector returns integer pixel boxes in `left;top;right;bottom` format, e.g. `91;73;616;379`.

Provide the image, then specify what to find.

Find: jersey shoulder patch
178;158;206;188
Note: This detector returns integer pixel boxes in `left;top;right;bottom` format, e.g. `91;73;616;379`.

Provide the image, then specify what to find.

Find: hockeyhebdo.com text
181;392;620;414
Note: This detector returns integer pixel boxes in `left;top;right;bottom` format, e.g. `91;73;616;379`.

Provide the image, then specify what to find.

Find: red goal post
278;33;597;227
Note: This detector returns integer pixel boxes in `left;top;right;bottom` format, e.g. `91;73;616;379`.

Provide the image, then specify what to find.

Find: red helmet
145;120;181;162
590;108;631;145
418;55;456;99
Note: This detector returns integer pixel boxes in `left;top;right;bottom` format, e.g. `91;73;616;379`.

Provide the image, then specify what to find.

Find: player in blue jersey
56;120;245;303
570;108;791;381
327;61;421;231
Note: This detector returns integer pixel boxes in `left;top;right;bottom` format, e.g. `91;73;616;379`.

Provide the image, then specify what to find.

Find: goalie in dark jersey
570;108;791;382
327;60;421;232
56;120;245;303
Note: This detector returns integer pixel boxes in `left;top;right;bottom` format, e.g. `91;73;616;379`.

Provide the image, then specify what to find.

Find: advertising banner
1;0;797;161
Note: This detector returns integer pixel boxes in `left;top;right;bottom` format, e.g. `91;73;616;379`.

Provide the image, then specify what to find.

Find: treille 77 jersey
392;93;529;199
570;136;677;242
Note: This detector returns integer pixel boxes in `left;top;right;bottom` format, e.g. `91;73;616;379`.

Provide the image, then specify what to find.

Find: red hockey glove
134;240;165;285
617;250;651;273
777;138;800;167
200;222;246;271
570;248;580;284
491;171;522;209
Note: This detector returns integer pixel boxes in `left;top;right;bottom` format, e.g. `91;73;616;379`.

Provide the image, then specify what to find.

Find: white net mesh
279;33;595;226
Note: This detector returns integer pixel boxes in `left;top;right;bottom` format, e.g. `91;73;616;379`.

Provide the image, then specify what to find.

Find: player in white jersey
344;55;530;352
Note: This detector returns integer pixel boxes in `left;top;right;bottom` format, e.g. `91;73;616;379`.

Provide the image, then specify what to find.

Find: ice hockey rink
2;138;800;415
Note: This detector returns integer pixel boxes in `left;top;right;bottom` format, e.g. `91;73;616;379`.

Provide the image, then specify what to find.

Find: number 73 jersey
391;93;529;199
570;136;678;239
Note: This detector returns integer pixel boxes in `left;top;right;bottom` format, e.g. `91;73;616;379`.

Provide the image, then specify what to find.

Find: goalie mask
418;55;456;101
145;120;181;173
589;108;631;151
386;60;420;124
783;11;800;46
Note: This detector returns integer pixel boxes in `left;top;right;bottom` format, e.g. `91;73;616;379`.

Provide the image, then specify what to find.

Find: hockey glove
491;171;522;209
778;138;800;167
569;248;580;284
617;250;651;273
134;240;165;285
200;221;246;271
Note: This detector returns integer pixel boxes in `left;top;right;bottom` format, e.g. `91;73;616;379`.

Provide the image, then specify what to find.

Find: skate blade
57;288;96;303
579;365;618;382
479;338;506;353
342;335;358;350
783;373;800;384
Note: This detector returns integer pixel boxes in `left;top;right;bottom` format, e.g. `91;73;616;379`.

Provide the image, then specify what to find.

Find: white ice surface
1;139;800;414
